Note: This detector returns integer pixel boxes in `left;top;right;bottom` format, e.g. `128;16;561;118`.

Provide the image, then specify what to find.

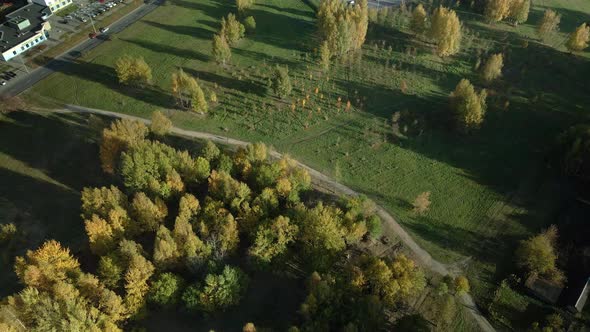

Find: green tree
317;0;368;56
270;65;292;98
171;68;208;113
410;4;427;35
212;33;232;65
202;140;221;161
566;23;590;52
429;6;462;57
115;55;152;87
153;225;180;269
249;216;299;265
481;53;504;82
150;111;172;136
184;265;248;312
243;16;256;33
221;13;245;45
450;79;487;131
537;9;561;43
98;254;125;289
148;272;185;308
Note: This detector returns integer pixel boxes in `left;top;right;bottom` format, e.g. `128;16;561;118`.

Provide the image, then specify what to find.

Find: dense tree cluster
0;118;404;330
317;0;369;57
484;0;529;24
516;225;564;284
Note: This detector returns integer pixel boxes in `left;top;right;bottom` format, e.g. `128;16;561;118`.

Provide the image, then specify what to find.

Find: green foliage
319;40;331;71
365;215;382;239
98;254;125;289
236;0;254;12
450;79;487;131
150;111;172;136
243;16;256;33
212;33;232;65
270;65;292;98
410;4;427;35
148;272;185;308
248;216;298;265
0;223;18;244
221;13;245;45
516;225;564;283
394;314;431;331
153;225;180;269
131;192;168;232
183;265;248;312
99;119;149;174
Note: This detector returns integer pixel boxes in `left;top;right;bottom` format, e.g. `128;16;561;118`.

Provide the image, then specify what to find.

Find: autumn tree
0;95;25;114
450;79;487;131
537;9;561;43
516;225;564;283
99;118;148;174
243;322;257;332
212;33;232;65
248;216;299;265
481;53;504;82
221;13;245;45
171;68;208;113
429;6;461;57
410;4;427;35
412;191;431;215
319;40;331;71
115;55;152;87
150;110;172;136
153;225;180;269
236;0;254;13
270;65;292;98
98;253;125;288
317;0;368;56
566;23;590;52
130;192;168;232
454;276;470;294
14;240;81;291
121;242;155;315
484;0;510;23
148;272;185;308
508;0;530;25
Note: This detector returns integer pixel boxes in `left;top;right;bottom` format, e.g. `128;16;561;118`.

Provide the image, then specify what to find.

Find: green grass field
24;0;590;326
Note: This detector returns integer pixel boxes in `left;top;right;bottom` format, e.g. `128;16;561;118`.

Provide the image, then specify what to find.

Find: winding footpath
57;104;495;331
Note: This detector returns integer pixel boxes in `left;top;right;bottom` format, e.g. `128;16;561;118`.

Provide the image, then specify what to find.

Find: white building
32;0;74;13
0;3;52;61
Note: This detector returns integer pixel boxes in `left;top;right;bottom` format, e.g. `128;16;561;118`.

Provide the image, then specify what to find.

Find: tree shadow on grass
182;67;268;97
142;20;215;40
246;8;315;53
46;58;174;109
167;0;228;16
257;3;316;19
120;38;209;62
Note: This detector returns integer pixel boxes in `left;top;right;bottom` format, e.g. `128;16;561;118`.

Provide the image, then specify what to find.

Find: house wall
1;22;50;61
31;0;73;13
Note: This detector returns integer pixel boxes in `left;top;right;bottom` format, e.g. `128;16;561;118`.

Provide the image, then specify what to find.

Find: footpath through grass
25;0;590;324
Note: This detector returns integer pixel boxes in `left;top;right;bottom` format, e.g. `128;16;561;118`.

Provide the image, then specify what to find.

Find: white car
1;81;6;86
99;27;109;33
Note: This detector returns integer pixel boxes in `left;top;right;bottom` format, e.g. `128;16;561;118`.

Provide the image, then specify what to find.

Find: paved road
1;0;162;96
57;104;496;332
368;0;403;8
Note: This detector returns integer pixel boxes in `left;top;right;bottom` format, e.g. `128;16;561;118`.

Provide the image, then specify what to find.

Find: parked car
99;27;109;33
1;81;6;86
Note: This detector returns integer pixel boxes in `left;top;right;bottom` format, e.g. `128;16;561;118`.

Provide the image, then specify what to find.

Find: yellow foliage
429;6;462;57
566;23;590;52
99;119;148;174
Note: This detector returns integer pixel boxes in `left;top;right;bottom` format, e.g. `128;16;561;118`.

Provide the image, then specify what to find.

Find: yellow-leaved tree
114;55;152;87
450;79;487;131
99;118;148;174
429;6;461;57
171;68;208;113
566;23;590;52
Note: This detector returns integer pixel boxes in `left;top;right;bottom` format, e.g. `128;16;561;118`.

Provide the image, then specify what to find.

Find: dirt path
57;104;495;331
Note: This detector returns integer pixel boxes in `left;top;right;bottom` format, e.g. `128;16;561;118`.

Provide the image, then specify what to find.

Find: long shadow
142;20;215;40
121;38;209;62
47;58;174;109
0;111;111;296
257;3;316;18
182;67;267;96
246;7;315;53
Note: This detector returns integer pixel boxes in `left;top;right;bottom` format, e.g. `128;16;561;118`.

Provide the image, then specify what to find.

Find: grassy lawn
55;3;79;17
25;0;590;325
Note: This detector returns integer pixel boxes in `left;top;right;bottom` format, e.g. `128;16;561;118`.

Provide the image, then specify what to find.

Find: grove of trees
0;115;427;331
317;0;369;57
429;6;462;57
115;55;152;87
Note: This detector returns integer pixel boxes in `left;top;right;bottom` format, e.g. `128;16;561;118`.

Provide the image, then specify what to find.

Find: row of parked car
1;71;17;86
62;0;125;24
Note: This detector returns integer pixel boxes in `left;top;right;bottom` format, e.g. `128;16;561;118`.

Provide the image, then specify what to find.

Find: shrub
243;16;256;33
150;111;172;136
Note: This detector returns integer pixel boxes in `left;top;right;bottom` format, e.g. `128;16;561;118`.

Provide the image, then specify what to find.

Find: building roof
0;2;50;53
